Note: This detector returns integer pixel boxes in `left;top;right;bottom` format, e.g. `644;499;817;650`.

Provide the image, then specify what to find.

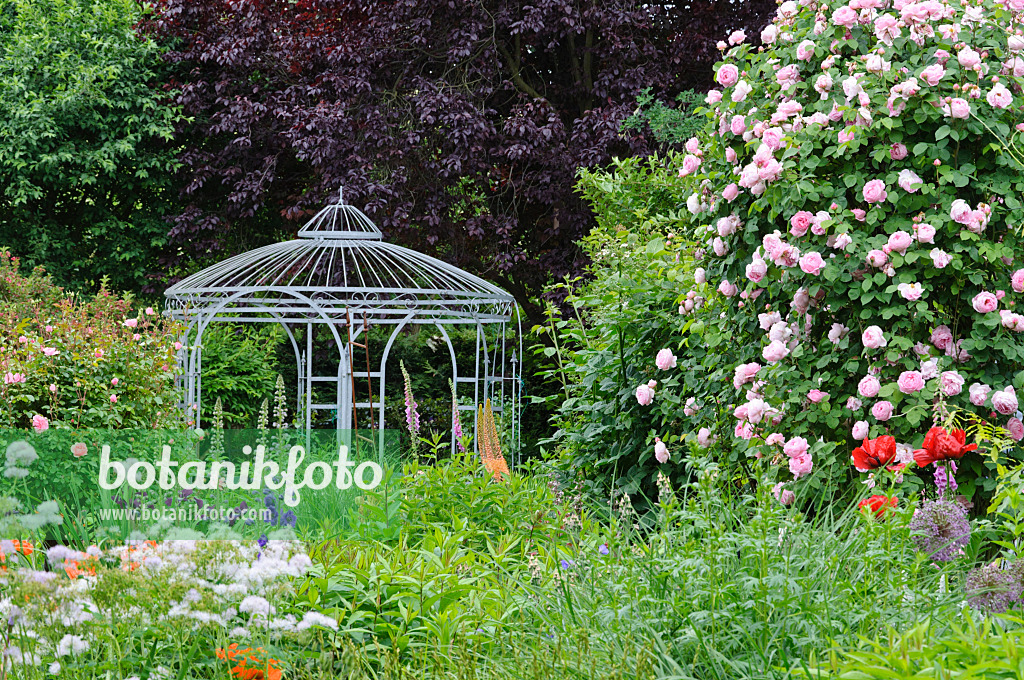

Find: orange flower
216;644;282;680
63;558;97;579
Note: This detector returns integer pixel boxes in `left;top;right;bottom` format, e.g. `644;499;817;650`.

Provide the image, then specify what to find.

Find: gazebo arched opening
164;190;521;461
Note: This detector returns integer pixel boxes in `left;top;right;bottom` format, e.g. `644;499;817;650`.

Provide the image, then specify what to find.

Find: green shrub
198;323;283;427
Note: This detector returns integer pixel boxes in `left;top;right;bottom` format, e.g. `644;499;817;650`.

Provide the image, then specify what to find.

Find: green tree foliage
0;0;181;295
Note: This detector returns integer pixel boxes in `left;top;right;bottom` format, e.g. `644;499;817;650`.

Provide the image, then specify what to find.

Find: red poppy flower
851;435;897;471
858;494;897;518
912;427;977;467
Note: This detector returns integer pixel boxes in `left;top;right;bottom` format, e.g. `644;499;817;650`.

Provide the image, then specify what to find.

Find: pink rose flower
145;307;156;315
930;249;952;268
636;384;655;405
746;257;768;283
174;341;183;351
944;97;970;119
1013;269;1024;293
862;180;888;204
852;420;869;439
654;438;670;464
832;5;858;27
735;421;755;440
71;442;88;458
790;211;814;237
717;64;740;87
799;251;825;275
847;396;863;410
987;83;1014;109
680;154;702;176
765;433;786;446
762;340;790;363
110;394;118;403
32;414;49;432
898;282;923;301
931;324;953;350
871;400;894;421
789;453;814;478
862;326;887;349
723;183;740;202
719;280;738;297
897;370;925;394
42;347;58;356
866;250;888;268
791;287;810;313
970;382;992;406
957;46;982;69
887;231;913;255
125;318;138;328
697;427;714;447
993;387;1019;415
940;370;965;396
972;291;999;313
796;39;816;61
733;362;762;389
784;436;810;459
890;143;908;160
858;375;881;398
897;170;922;193
773;482;795;506
684;397;698;416
730;116;747;136
807;389;829;403
914;223;935;243
655;348;677;370
1008;418;1024;441
920;63;945;87
828;323;849;344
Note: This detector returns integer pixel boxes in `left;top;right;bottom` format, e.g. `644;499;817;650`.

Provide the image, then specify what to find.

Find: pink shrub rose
655;348;677;370
872;400;894;421
862;180;888;203
940;370;965;396
789;453;814;478
799;251;825;275
993;387;1019;415
897;370;925;394
858;375;881;398
972;291;999;313
862;326;887;349
970;382;992;406
717;64;739;86
1008;417;1024;441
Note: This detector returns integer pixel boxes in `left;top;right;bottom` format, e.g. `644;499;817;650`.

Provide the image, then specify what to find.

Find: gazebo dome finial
296;188;381;240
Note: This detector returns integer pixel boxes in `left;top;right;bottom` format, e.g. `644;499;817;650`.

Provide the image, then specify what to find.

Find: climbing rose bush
670;0;1024;498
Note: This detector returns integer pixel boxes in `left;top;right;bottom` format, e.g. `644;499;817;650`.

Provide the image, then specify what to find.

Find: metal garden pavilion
163;191;521;455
